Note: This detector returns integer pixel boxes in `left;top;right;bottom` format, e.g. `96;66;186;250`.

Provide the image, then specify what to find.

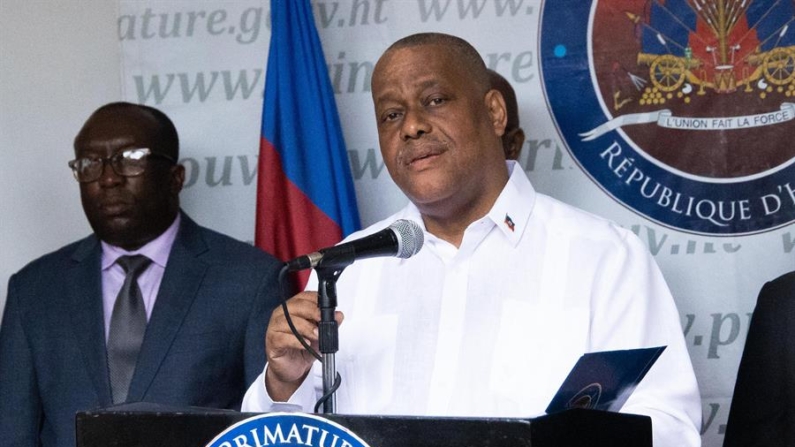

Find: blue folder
545;346;667;414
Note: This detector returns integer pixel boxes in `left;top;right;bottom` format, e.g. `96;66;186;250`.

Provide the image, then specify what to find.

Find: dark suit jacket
724;271;795;447
0;213;284;447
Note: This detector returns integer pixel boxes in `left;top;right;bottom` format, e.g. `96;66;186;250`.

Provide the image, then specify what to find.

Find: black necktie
107;255;151;404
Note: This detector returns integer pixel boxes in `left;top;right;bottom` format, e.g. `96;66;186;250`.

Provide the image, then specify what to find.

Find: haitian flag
255;0;360;289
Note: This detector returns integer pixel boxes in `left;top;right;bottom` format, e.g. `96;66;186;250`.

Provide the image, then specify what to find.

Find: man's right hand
264;291;344;402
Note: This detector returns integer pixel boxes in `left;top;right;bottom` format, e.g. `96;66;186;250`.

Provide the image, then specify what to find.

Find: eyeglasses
68;148;175;183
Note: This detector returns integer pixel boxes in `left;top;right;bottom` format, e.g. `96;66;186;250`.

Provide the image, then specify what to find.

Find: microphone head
389;219;424;259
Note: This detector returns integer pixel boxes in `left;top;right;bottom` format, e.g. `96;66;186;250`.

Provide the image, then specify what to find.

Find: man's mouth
405;145;446;167
100;201;131;216
410;152;439;164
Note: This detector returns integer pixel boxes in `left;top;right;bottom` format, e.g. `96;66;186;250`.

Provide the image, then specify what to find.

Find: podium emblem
206;413;371;447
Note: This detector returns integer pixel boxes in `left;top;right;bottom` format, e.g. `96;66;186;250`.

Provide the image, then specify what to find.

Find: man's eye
121;148;149;161
79;158;101;168
383;112;402;122
428;97;446;106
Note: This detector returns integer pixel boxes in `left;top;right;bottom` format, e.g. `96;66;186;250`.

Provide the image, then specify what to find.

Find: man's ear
485;89;508;137
504;127;526;161
170;164;185;194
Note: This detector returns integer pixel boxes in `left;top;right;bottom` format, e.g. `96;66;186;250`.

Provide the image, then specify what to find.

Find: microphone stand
315;266;344;414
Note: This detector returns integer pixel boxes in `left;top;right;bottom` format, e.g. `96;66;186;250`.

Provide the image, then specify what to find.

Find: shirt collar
101;213;181;270
486;161;536;247
403;160;536;250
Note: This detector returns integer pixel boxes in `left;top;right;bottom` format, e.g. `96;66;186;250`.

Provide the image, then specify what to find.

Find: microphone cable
276;265;342;413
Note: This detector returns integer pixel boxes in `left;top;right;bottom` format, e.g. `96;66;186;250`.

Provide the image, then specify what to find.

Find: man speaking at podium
242;33;702;446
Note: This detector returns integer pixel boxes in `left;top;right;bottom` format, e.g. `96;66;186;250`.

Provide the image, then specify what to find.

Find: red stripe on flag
255;137;343;289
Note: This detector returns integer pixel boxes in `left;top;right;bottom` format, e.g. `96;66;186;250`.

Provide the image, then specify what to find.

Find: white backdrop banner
111;1;795;446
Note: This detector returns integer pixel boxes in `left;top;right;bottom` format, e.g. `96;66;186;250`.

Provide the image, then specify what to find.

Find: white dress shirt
243;162;702;446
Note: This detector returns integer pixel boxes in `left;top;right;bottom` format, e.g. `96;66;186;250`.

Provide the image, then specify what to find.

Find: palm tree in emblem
630;0;795;98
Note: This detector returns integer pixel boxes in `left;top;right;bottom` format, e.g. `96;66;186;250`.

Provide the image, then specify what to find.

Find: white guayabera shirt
243;161;703;447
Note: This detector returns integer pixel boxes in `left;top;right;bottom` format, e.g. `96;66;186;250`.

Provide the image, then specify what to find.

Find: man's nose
400;109;431;141
97;159;124;187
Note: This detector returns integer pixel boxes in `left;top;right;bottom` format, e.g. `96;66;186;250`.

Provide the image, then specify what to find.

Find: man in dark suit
0;102;284;447
724;270;795;446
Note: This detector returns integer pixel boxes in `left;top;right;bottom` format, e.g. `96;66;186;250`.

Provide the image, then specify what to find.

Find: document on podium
545;346;666;414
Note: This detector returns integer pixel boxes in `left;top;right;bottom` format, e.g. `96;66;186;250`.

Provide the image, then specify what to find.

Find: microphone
286;219;424;271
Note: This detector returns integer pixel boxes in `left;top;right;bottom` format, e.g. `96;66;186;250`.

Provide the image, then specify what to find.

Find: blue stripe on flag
262;0;360;235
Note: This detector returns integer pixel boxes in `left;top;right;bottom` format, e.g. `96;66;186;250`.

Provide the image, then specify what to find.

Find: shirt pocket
338;315;399;413
489;300;589;415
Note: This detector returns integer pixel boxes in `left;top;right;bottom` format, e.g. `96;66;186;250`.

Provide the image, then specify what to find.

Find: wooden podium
75;403;651;447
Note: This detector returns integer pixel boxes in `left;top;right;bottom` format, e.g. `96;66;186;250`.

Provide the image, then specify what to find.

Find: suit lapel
67;236;114;406
126;215;209;401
